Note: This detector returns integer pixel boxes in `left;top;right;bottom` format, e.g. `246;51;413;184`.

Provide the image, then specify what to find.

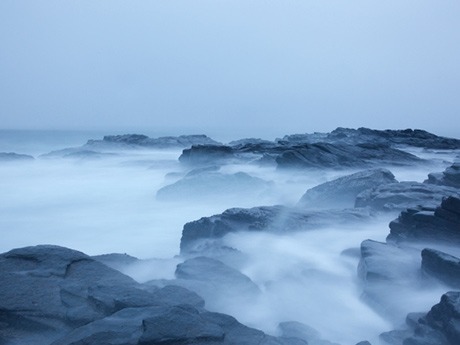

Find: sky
1;1;459;139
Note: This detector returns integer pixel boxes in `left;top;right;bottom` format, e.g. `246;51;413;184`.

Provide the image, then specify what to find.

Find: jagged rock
0;152;34;161
0;245;153;344
380;292;460;345
180;206;374;254
355;182;460;212
425;163;460;189
156;171;271;201
421;249;460;288
298;169;397;208
388;196;460;243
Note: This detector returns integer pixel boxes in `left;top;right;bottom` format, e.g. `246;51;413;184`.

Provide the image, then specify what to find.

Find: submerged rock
298;168;397;209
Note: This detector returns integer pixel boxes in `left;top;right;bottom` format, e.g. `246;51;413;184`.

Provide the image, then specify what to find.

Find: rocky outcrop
421;248;460;288
279;127;460;149
42;134;221;158
0;152;34;161
380;291;460;345
0;245;302;345
425;163;460;189
156;170;271;201
355;182;460;212
387;196;460;243
180;206;373;254
275;143;421;169
278;321;340;345
298;169;397;209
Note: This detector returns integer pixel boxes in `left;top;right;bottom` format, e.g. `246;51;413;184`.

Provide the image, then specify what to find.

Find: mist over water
1;130;459;344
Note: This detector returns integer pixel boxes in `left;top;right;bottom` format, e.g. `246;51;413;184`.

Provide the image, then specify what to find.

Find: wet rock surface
421;248;460;288
425;163;460;189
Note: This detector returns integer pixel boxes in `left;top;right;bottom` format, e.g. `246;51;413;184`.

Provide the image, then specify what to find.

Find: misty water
1;130;458;345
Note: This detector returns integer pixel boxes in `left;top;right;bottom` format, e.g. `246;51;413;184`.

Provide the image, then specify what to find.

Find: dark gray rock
276;142;422;170
0;152;34;161
355;342;372;345
51;304;299;345
425;163;460;189
91;252;140;269
156;171;271;201
298;168;397;208
355;182;460;212
175;256;260;295
228;138;275;146
388;196;460;244
380;291;460;345
278;321;340;345
0;245;168;344
422;249;460;288
179;144;236;166
180;206;374;254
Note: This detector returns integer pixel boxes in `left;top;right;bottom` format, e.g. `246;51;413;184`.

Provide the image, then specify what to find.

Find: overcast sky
1;1;459;139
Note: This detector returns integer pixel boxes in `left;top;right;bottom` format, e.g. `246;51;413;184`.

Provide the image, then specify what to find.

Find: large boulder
180;206;374;254
388;196;460;243
298;169;397;208
355;182;460;212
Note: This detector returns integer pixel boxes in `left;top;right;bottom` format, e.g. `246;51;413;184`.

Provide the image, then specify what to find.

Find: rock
380;291;460;345
147;257;260;312
175;256;260;295
355;341;372;345
358;240;420;283
355;182;460;212
0;152;34;161
276;142;422;170
298;168;397;208
51;304;299;345
41;134;221;158
180;206;374;254
387;196;460;244
425;163;460;189
278;321;340;345
179;145;236;166
357;240;422;319
228;138;275;146
0;245;165;344
421;249;460;288
156;170;272;201
91;252;140;270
